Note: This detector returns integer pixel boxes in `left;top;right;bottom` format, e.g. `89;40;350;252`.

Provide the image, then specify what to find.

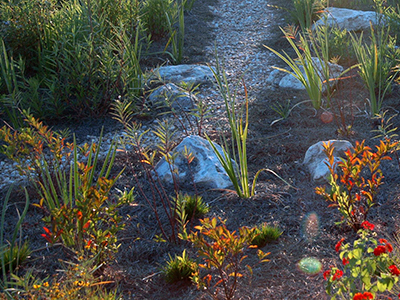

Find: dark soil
4;0;400;299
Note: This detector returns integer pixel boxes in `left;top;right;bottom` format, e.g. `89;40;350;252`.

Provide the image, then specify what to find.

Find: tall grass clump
141;0;177;39
0;39;25;127
206;57;291;198
351;24;399;116
35;0;148;118
292;0;324;30
268;0;323;31
0;186;31;295
0;0;189;125
165;0;186;63
265;25;355;109
265;26;323;109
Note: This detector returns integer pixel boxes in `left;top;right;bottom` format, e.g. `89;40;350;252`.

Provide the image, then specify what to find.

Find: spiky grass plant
175;193;209;220
0;186;30;294
292;0;324;30
165;0;185;64
162;249;198;283
264;26;323;109
251;224;283;248
265;25;356;109
206;55;294;198
350;24;399;116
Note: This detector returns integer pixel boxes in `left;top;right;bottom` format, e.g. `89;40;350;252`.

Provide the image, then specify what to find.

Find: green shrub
0;0;58;69
0;0;152;122
324;222;399;299
312;23;356;65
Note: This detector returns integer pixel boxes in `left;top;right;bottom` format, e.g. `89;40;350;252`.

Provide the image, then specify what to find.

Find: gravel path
0;1;288;191
204;0;280;93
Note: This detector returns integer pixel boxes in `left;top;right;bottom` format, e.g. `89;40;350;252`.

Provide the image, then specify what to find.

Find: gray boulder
278;57;344;92
313;7;383;32
154;64;215;85
303;140;353;182
148;83;196;111
154;135;232;189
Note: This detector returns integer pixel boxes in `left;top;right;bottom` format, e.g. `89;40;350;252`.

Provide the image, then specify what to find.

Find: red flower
335;238;345;252
332;269;343;281
363;292;374;299
379;238;388;244
343;258;349;265
353;292;374;300
386;243;393;253
373;245;387;256
323;270;331;280
389;265;400;276
361;221;375;231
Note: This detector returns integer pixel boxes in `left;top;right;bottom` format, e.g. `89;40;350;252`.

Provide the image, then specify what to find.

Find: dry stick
132;136;178;242
247;128;292;142
154;155;179;242
131;171;168;241
127;144;169;241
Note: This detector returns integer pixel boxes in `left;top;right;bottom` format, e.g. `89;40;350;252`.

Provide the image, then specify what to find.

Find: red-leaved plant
315;139;398;231
187;217;270;300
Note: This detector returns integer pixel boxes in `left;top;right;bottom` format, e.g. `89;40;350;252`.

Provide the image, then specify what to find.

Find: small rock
303;140;353;182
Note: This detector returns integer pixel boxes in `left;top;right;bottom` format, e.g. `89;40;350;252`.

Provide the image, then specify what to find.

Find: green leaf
377;276;393;292
361;272;371;288
367;259;376;274
351;266;361;277
353;248;363;260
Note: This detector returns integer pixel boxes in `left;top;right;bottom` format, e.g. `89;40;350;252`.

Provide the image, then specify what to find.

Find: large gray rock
148;83;196;111
278;57;343;92
313;7;383;32
154;64;215;85
303;140;353;182
155;135;232;189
